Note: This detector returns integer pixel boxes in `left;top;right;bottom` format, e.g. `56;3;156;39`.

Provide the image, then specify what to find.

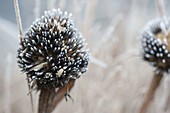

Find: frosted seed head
141;18;170;73
17;9;89;89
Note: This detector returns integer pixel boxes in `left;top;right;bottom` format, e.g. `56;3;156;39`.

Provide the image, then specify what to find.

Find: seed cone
142;18;170;72
17;9;89;89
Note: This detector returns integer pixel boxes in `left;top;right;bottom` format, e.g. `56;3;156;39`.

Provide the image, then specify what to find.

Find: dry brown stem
13;0;23;45
139;72;163;113
38;80;75;113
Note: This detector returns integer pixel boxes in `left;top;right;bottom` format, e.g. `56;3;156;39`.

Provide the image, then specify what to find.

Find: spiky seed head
141;18;170;73
17;9;89;89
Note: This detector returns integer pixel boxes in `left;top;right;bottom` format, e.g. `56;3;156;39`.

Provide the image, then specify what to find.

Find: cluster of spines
17;9;89;89
142;18;170;73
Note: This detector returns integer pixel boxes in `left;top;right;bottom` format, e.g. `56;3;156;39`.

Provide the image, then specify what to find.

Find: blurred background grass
0;0;170;113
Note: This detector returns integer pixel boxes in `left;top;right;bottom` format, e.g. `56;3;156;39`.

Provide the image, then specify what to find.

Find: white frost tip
68;13;72;17
162;59;166;63
52;9;57;12
145;54;150;58
64;11;68;16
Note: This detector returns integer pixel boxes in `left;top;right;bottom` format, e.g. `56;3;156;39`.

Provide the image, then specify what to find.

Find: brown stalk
13;0;23;46
139;0;166;113
38;80;75;113
139;72;163;113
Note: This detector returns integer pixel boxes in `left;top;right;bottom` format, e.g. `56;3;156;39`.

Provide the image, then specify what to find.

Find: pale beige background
0;0;170;113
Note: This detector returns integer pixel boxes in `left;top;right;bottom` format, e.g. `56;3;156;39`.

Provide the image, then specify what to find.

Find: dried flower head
17;9;89;89
142;18;170;73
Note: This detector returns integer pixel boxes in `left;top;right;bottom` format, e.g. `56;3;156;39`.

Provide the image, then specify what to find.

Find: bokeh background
1;0;170;113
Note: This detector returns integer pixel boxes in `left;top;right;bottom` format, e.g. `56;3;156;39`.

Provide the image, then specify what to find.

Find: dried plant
15;1;89;113
2;0;170;113
139;0;170;112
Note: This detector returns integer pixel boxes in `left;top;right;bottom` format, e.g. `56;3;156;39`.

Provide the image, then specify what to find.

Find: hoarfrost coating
17;9;89;89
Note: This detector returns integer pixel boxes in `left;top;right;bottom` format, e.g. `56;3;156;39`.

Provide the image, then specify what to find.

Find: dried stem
38;80;75;113
13;0;34;112
164;79;170;111
13;0;23;45
156;0;166;17
139;72;163;113
26;76;35;113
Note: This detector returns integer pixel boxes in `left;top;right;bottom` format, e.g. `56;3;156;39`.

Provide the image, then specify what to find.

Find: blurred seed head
17;9;89;89
142;18;170;73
